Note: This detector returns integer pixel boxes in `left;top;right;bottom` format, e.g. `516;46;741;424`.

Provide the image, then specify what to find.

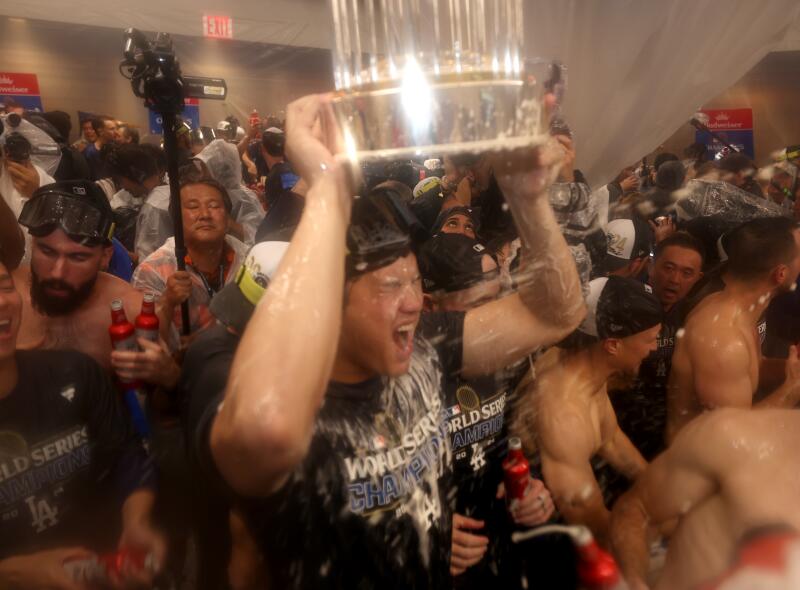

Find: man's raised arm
211;95;350;496
462;145;585;378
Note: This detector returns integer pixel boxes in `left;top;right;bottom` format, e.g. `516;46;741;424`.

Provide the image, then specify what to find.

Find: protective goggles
19;190;114;243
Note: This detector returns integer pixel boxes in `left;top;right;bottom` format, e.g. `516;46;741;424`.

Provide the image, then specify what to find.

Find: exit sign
203;15;233;39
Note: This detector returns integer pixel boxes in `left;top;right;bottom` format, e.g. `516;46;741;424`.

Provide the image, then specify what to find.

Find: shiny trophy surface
329;0;552;162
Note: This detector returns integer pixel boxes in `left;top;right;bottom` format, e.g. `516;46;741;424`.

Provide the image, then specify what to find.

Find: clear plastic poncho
0;115;61;177
549;181;606;288
676;179;790;223
134;184;173;261
197;139;265;245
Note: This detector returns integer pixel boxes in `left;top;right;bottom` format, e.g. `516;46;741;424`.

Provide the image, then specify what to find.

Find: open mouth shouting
392;322;416;361
0;318;13;341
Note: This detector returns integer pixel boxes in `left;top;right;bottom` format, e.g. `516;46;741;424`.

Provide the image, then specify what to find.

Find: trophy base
332;73;549;163
342;134;549;163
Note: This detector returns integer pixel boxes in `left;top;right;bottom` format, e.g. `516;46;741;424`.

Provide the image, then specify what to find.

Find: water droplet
712;314;719;323
320;560;331;576
676;328;686;339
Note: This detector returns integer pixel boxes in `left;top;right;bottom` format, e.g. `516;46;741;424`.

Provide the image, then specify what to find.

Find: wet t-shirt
447;372;510;520
446;360;530;518
242;312;465;589
446;360;529;585
0;350;154;559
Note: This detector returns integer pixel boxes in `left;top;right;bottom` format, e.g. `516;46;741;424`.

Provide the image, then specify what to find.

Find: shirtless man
611;407;800;590
14;180;179;388
666;217;800;441
515;276;662;545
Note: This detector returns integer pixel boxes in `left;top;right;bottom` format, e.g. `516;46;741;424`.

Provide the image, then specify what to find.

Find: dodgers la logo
25;495;59;533
60;385;76;403
470;443;486;471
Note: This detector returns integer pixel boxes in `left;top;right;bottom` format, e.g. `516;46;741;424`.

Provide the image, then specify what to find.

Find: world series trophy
328;0;557;162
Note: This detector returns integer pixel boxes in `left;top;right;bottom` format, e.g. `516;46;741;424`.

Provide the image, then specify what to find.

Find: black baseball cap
19;180;115;245
653;152;679;171
655;160;687;191
578;276;662;339
409;176;445;234
261;127;285;156
432;205;480;237
418;233;495;293
602;217;653;272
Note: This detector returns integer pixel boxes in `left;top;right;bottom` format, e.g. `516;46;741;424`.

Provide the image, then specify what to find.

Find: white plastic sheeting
524;0;800;186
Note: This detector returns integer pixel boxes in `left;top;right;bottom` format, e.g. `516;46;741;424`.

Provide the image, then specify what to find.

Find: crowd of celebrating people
0;85;799;590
